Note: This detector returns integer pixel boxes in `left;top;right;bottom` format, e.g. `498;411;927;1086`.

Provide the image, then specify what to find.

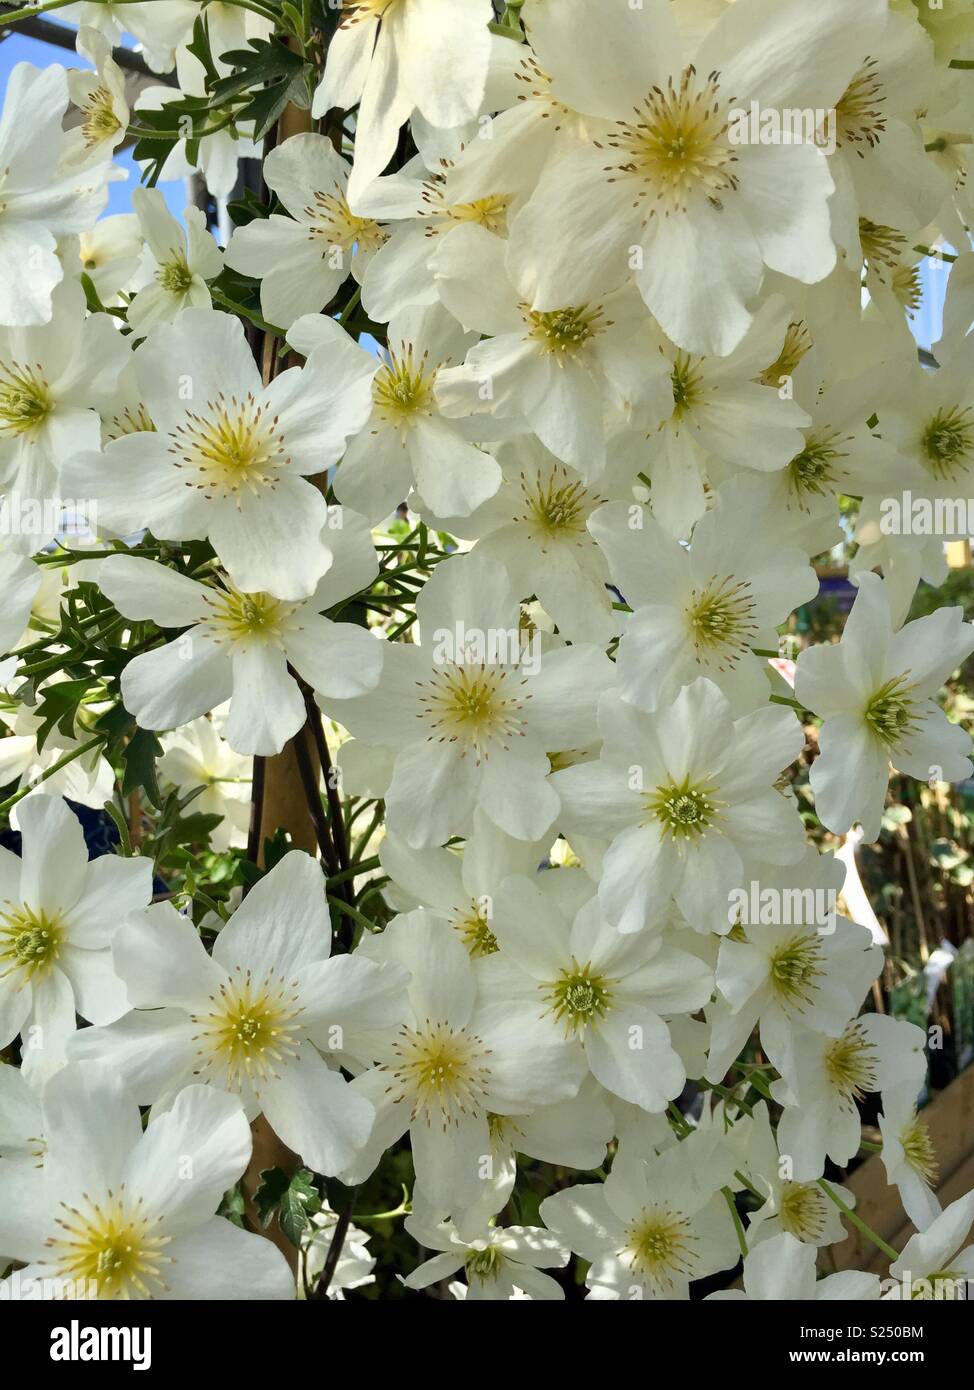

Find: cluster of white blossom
1;0;974;1303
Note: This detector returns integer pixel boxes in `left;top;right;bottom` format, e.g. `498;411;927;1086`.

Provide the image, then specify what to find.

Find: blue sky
0;18;950;348
0;22;187;218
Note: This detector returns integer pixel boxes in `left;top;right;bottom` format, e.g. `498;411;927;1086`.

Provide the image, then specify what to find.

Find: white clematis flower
402;1213;570;1300
290;301;500;523
0;1062;295;1299
158;716;252;852
433;225;670;478
706;847;884;1084
0;795;153;1080
96;509;383;755
415;434;637;646
878;1084;942;1233
885;1192;974;1300
379;806;548;957
706;1230;880;1301
739;1102;854;1251
312;0;494;202
0;279;128;505
506;0;887;356
322;550;612;847
589;479;819;715
540;1129;741;1300
69;852;409;1177
479;868;714;1112
340;912;588;1214
63;27;130;171
225;133;387;330
772;1013;927;1179
795;572;974;839
126;189;223;334
0;63;114;326
552;681;806;934
63;309;376;600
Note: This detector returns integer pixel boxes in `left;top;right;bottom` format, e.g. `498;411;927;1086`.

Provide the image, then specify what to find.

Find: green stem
914;243;958;263
0;737;106;815
817;1179;898;1262
327;896;378;936
4;0;279;20
707;1082;755;1117
733;1169;767;1203
339;288;361;326
326;856;380;888
666;1101;692;1137
126;112;238;143
210;289;284;338
723;1188;749;1259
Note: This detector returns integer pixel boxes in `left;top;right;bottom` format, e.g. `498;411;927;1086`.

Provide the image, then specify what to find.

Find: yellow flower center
859;218;907;273
921;406;974;481
107;403;156;440
525;304;604;358
306;187;386;254
786;429;849;504
645;777;722;840
779;1181;828;1242
0;362;52;438
607;67;739;214
756;320;813;388
453;901;498;958
191;967;305;1092
204;585;294;644
517;467;599;541
668;351;706;422
417;663;527;762
863;672;920;749
900;1113;938;1186
625;1206;698;1288
768;932;825;1010
81;86;121;148
156;255;196;295
170;392;288;499
685;575;757;668
46;1189;171;1299
824;1023;878;1103
0;903;65;985
387;1020;491;1127
372;347;436;424
542;960;614;1034
465;1245;502;1282
444;194;513;236
835;59;886;150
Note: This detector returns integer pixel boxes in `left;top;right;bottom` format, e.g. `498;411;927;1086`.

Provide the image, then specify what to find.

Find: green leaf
279;1169;321;1246
254;1166;291;1227
210;37;305;104
218;1182;248;1231
187;13;219;85
209;35;310;140
32;678;92;752
121;727;164;808
255;1167;321;1246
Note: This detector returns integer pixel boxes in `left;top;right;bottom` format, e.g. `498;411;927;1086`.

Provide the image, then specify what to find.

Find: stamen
386;1019;491;1128
863;672;920;749
685;575;758;668
605;67;739;215
824;1022;878;1104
